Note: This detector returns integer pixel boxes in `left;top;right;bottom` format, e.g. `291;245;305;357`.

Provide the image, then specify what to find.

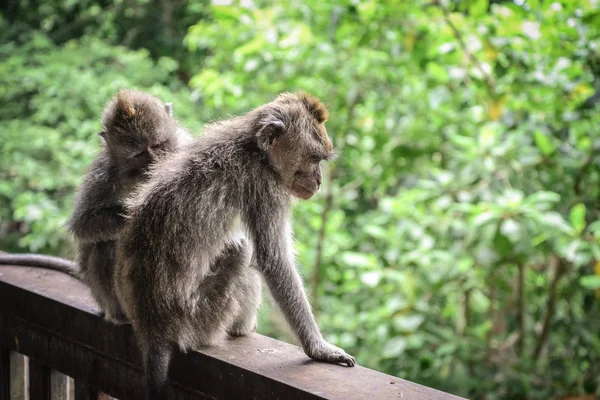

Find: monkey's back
115;135;260;343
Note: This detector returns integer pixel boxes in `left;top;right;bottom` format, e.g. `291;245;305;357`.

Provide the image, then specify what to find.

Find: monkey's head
257;92;335;200
100;90;182;176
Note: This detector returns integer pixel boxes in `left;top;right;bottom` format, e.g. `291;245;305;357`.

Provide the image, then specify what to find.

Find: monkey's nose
315;176;322;186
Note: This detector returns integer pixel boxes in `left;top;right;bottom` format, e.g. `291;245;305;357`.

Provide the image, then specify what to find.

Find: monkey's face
105;126;175;176
266;120;333;200
259;92;334;199
102;90;181;176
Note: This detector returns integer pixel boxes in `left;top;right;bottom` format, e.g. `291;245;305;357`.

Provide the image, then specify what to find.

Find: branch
485;271;496;357
517;263;525;356
532;257;566;360
462;287;475;375
310;167;334;310
435;1;496;92
49;15;100;43
310;90;362;311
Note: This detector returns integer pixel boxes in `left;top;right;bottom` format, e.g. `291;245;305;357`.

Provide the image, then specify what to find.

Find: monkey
114;91;355;399
0;92;190;322
69;89;193;324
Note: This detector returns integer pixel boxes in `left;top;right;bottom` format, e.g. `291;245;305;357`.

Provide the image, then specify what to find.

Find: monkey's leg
191;240;254;346
227;267;261;337
137;245;248;400
79;241;127;324
140;240;253;400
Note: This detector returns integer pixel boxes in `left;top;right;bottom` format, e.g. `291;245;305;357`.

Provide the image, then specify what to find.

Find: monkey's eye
309;156;321;164
151;142;165;150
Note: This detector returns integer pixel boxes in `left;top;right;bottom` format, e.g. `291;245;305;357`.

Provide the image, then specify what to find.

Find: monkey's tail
0;253;79;278
144;337;174;400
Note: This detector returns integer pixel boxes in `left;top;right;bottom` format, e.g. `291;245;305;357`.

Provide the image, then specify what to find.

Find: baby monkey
0;90;191;323
115;91;355;399
67;89;194;323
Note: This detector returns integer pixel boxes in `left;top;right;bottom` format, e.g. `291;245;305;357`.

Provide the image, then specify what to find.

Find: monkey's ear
257;119;286;151
164;102;173;117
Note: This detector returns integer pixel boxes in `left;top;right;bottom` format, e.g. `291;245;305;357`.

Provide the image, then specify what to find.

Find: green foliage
2;0;600;398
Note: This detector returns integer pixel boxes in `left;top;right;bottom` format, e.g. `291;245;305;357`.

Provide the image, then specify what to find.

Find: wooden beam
0;265;464;400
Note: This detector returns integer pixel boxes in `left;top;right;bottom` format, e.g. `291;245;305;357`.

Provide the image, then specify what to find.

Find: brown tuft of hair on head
117;90;136;117
297;91;328;123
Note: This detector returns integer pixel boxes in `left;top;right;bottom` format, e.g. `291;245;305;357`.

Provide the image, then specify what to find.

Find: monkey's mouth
290;183;318;200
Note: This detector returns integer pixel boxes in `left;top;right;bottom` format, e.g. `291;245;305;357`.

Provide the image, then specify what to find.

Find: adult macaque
115;92;355;399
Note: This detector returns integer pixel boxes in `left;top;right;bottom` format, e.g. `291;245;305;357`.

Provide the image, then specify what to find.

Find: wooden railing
0;265;464;400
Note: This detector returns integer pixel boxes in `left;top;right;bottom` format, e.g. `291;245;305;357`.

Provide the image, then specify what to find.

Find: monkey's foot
227;314;257;337
227;322;256;338
305;340;356;367
109;317;130;326
104;311;129;325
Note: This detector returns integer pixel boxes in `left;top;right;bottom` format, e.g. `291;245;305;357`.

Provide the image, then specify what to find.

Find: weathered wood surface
0;265;466;400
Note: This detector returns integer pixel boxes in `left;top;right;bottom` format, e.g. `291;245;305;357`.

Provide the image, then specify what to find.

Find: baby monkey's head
101;89;181;176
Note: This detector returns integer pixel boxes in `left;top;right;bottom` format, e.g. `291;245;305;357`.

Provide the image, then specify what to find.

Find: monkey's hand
304;340;356;367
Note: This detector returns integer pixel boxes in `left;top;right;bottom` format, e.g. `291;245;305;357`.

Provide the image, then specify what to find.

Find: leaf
383;337;407;358
393;314;425;332
211;5;242;21
341;252;378;269
569;203;586;233
488;94;507;121
364;225;388;240
470;0;489;18
493;231;513;257
361;271;382;287
537;212;574;234
448;134;477;149
426;62;449;83
587;220;600;234
500;218;521;243
580;276;600;290
534;131;556;156
524;191;560;205
473;211;498;228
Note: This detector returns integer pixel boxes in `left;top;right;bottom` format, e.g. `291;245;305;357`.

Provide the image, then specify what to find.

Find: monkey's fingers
336;353;356;367
306;341;357;367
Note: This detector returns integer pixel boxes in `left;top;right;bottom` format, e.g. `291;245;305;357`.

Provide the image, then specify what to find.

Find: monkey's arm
250;214;355;367
69;204;126;243
68;161;126;243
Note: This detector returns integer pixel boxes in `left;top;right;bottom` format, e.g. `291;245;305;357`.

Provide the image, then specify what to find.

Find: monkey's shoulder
72;153;122;212
82;152;119;182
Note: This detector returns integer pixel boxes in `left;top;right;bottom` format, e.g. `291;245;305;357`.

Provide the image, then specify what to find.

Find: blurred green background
1;1;600;398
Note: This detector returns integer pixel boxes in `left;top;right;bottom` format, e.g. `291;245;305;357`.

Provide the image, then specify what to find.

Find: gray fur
68;89;192;323
115;92;354;399
0;253;77;276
